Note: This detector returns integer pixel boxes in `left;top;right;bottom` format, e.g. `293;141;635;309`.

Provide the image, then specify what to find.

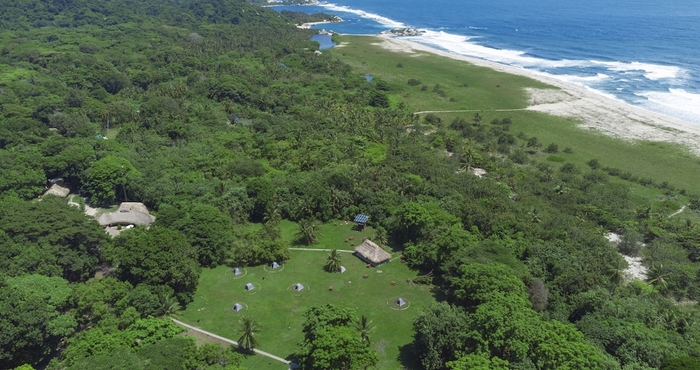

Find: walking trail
668;205;687;218
171;318;291;366
289;248;354;253
414;108;525;114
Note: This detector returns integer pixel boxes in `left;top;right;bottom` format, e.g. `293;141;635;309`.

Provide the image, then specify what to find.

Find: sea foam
317;2;406;28
288;1;699;125
636;89;700;125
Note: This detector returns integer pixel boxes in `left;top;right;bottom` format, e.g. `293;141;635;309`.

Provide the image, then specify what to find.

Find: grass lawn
330;36;700;195
179;248;433;370
279;219;377;250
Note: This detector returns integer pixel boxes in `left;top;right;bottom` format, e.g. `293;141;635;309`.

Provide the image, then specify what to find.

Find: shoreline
297;18;342;29
371;34;700;156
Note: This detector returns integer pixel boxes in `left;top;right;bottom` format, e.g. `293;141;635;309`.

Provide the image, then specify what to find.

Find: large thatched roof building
43;182;70;198
354;239;391;266
97;202;155;227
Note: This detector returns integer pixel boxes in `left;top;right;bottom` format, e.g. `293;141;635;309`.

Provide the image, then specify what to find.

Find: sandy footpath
373;35;700;156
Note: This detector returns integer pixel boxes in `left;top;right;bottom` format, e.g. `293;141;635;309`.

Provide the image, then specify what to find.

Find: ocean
273;0;700;125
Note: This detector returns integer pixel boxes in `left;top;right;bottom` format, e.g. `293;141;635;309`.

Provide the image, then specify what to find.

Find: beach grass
330;35;700;195
179;222;433;370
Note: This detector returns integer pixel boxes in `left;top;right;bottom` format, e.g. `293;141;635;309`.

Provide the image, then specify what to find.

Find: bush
424;114;442;125
396;62;404;68
586;159;600;169
511;149;528;164
544;143;559;153
421;85;428;91
407;78;422;86
560;163;579;174
563;147;574;154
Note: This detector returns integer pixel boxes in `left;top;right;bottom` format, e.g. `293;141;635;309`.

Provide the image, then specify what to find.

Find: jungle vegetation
1;0;700;369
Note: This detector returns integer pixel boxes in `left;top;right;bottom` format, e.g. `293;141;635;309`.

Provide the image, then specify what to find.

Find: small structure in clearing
233;268;242;276
271;261;280;269
339;266;346;273
293;283;304;291
232;303;243;312
43;179;70;198
97;202;155;227
354;239;391;267
353;214;369;231
396;298;407;307
245;283;255;291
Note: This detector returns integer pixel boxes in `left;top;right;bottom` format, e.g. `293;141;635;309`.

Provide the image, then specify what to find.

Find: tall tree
110;227;201;304
296;219;320;245
324;249;342;273
237;316;260;351
354;315;375;344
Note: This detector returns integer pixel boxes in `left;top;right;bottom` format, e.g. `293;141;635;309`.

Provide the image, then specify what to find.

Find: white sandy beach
374;35;700;156
297;18;342;29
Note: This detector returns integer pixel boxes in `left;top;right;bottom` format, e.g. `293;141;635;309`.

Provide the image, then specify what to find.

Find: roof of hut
97;202;155;227
43;183;70;198
354;239;391;265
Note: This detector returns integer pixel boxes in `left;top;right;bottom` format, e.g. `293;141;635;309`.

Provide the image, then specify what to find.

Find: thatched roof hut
354;239;391;266
97;202;155;227
43;182;70;198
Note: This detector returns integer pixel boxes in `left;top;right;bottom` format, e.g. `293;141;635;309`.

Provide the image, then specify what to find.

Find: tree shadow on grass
398;342;421;369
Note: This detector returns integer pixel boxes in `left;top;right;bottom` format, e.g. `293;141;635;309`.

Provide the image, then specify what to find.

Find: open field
330;36;700;194
179;249;433;370
279;219;377;250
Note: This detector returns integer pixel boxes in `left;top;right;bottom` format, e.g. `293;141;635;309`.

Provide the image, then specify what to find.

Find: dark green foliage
110;227;201;304
544;143;559;153
295;305;379;370
0;275;76;368
1;0;700;368
0;197;108;282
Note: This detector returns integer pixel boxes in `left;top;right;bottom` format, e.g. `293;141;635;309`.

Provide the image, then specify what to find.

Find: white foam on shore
592;61;684;81
316;3;406;28
308;2;697;125
636;89;700;125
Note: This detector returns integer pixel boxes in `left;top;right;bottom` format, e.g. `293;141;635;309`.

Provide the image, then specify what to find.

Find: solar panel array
354;214;369;223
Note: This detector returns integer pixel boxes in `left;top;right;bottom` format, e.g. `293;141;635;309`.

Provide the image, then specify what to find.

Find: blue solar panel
354;214;369;223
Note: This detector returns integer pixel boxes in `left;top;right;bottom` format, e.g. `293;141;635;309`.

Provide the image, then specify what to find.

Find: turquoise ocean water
274;0;700;125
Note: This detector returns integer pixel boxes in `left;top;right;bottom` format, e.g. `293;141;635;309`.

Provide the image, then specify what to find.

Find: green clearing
179;250;432;370
279;219;377;250
330;36;700;194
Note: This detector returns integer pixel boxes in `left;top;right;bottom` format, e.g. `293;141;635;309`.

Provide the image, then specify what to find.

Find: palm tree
237;316;260;351
159;294;181;318
647;263;670;293
325;249;342;273
355;315;375;344
374;227;388;248
607;259;627;295
296;219;319;245
262;206;281;227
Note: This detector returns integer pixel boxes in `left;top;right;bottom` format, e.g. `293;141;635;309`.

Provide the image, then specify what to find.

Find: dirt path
171;318;291;366
668;205;687;218
414;109;525;115
289;248;355;253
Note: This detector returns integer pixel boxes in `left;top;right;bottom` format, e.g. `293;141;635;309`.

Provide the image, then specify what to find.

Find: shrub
544;143;559;153
527;137;541;148
421;85;428;91
407;78;422;86
563;147;573;153
586;159;600;169
546;156;565;163
424;114;442;125
396;62;404;68
560;163;579;174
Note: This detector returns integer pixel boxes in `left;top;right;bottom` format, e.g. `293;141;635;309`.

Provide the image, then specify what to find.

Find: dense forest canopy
1;0;700;369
